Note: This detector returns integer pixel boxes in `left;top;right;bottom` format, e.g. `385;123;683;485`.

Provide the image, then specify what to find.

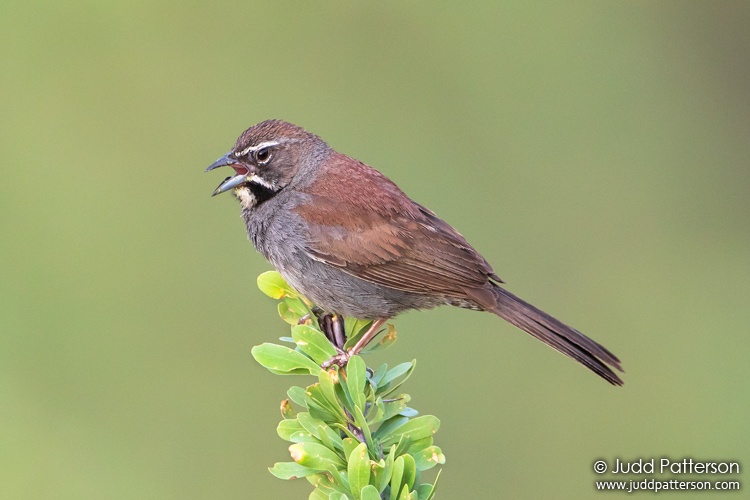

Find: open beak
206;152;248;196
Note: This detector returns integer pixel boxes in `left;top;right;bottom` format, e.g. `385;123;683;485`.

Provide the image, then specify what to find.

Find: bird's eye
256;147;271;164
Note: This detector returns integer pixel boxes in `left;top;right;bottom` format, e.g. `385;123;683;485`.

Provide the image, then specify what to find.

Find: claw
321;352;351;369
297;313;311;325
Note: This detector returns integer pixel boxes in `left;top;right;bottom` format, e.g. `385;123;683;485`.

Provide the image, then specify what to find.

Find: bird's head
206;120;327;208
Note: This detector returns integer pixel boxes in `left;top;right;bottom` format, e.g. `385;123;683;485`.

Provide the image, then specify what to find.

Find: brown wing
294;153;501;297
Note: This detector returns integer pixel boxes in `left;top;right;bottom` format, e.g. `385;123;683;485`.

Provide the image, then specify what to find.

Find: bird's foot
297;313;311;325
321;351;352;369
297;306;326;325
321;319;389;369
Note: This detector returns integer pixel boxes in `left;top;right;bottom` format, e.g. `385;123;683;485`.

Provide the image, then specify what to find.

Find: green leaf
257;270;296;299
351;404;374;451
373;415;408;441
277;418;323;445
251;343;322;375
269;461;318;480
368;397;386;425
296;412;326;440
304;466;349;495
407;437;433;453
369;363;388;387
380;396;410;422
278;302;301;325
328;494;350;500
265;367;312;376
347;442;370;498
390;455;405;497
400;407;418;418
412;445;445;471
293;325;338;365
359;485;380;500
400;454;417;491
318;423;345;453
344;356;367;411
277;418;306;441
308;488;328;500
294;412;345;455
376;361;416;397
420;469;442;500
308;404;341;425
397;485;411;500
280;399;296;419
362;323;397;353
344;319;386;350
380;416;440;447
328;468;353;495
378;362;413;386
332;423;360;442
335;368;356;415
307;383;346;423
288;386;311;408
307;473;336;496
344;319;382;349
417;483;432;499
341;437;360;461
285;296;310;316
317;369;342;407
316;371;348;422
372;447;395;493
344;317;372;339
289;442;346;471
393;434;413;458
288;430;324;445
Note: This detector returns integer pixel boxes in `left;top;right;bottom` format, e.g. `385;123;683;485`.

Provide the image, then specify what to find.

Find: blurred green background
2;1;748;498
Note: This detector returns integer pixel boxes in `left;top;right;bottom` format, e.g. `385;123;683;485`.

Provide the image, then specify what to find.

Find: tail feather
490;287;623;385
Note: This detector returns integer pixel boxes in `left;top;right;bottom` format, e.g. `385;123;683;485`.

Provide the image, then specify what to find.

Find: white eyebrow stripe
237;141;280;157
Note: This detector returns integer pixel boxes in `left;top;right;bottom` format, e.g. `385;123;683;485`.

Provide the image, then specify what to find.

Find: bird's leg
348;318;387;356
321;319;387;368
318;313;334;344
330;315;346;349
320;314;346;351
310;307;347;353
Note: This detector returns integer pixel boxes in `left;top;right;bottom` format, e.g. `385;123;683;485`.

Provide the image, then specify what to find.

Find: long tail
490;287;623;385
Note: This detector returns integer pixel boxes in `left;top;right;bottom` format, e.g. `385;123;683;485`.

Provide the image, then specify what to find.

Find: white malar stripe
248;174;277;191
237;140;280;158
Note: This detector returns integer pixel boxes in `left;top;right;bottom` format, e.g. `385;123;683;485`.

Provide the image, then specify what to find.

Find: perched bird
207;120;623;385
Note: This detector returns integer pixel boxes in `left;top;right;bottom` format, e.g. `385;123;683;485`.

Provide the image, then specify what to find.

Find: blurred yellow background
2;1;748;498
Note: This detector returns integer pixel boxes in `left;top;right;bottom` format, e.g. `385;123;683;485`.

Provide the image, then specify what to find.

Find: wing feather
294;156;498;297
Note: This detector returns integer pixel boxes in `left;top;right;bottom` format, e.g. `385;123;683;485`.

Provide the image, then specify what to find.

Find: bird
206;120;623;385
